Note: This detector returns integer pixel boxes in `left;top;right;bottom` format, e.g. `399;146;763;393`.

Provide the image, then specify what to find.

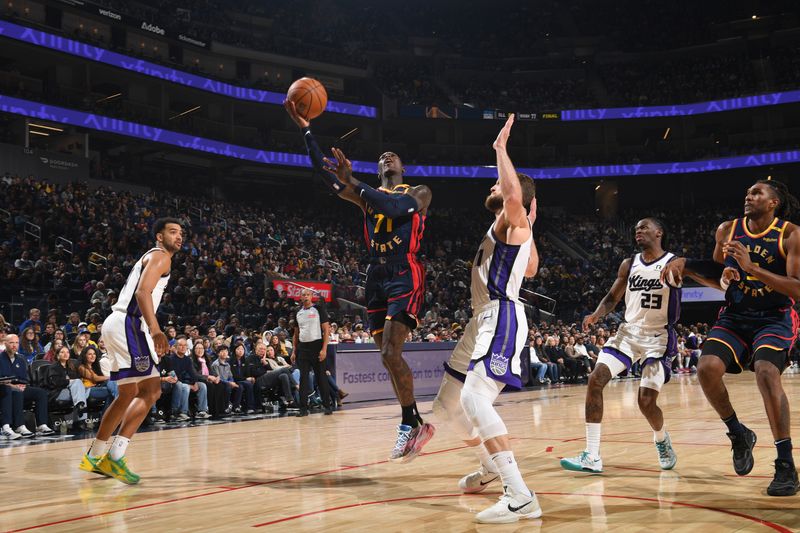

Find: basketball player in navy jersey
79;218;181;484
560;218;680;474
663;180;800;496
286;100;435;462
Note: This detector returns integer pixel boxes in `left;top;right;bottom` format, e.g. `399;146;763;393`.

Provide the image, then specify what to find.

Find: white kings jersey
470;221;533;310
623;252;681;329
112;248;171;317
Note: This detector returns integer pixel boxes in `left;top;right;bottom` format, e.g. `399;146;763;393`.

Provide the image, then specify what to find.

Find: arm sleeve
302;127;345;193
355;183;419;218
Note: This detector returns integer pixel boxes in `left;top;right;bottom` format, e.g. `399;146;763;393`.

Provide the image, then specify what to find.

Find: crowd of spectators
0;171;768;346
0;173;778;340
600;54;758;107
446;78;594;111
3;172;800;438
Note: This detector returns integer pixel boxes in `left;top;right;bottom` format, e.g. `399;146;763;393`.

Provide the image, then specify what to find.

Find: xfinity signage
2;94;800;178
680;286;725;303
0;20;375;117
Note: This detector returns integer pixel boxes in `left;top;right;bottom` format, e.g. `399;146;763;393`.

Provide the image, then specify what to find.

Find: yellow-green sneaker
97;455;141;484
78;453;110;476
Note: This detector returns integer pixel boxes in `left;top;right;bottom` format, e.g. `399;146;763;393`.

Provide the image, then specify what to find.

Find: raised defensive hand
493;113;515;151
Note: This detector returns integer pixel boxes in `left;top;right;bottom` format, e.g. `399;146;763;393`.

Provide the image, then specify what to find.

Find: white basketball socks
475;443;498;473
654;427;666;442
490;451;531;497
109;436;130;461
88;439;107;459
586;423;601;457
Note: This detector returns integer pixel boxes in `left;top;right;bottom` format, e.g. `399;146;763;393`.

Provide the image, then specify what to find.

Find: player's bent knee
460;375;506;441
588;364;612;388
433;376;478;441
697;352;725;378
637;389;658;411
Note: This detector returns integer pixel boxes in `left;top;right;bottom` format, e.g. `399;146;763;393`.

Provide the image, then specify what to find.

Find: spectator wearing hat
84;299;103;322
211;345;242;412
70;328;91;360
87;313;103;334
329;323;340;345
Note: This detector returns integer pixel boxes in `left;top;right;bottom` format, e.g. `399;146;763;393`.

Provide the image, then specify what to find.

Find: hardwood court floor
2;372;800;533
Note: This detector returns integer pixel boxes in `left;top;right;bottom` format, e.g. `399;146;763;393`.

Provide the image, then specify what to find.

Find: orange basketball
286;77;328;120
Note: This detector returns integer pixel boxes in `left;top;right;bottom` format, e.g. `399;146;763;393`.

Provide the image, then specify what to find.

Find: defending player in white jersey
560;218;681;474
432;114;541;524
78;218;182;484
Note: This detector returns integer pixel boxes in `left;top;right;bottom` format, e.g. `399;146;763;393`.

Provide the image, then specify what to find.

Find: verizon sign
272;280;333;302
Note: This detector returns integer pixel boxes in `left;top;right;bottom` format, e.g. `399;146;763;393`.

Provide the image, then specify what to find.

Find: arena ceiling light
96;93;122;104
28;123;63;132
29;130;50;136
168;105;201;120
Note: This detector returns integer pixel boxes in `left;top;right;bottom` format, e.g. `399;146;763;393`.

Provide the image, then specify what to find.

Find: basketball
286;77;328;120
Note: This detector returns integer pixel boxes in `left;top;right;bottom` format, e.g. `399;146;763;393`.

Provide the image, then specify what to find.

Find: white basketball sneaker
560;451;603;473
458;466;499;493
1;424;21;440
475;486;542;524
655;432;677;470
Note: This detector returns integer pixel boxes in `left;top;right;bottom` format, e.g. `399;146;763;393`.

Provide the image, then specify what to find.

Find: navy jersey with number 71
362;184;425;259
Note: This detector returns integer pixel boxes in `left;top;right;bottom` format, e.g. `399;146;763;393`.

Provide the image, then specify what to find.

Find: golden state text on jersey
724;217;791;311
361;184;425;258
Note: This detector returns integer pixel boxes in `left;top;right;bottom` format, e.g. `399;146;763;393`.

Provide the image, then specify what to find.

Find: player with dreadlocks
662;179;800;496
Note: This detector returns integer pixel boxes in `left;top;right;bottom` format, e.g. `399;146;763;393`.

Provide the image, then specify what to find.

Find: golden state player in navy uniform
286;100;435;462
663;180;800;496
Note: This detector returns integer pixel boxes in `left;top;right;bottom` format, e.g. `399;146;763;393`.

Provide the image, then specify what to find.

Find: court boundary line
250;491;794;531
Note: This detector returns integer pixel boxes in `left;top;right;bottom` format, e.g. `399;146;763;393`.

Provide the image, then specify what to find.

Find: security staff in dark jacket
292;289;332;416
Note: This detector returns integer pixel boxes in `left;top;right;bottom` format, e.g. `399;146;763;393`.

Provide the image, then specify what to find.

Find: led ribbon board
0;20;376;118
2;94;798;178
561;91;800;121
3;20;798;122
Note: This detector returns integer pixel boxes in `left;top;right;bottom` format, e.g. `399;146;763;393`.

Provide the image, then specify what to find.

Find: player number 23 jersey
624;252;680;329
